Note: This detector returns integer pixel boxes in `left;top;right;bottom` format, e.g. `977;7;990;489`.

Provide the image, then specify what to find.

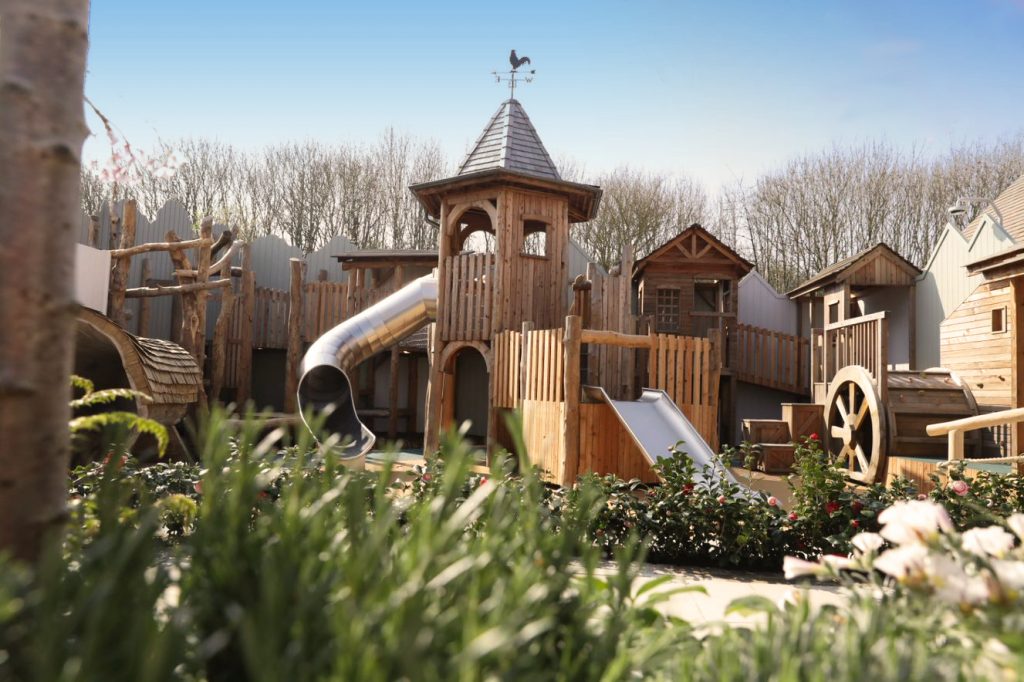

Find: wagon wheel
823;365;886;484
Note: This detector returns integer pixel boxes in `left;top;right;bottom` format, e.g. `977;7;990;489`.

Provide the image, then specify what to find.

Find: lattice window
656;288;681;333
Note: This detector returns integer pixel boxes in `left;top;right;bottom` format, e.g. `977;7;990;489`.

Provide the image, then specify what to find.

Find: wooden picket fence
646;333;721;452
491;329;522;409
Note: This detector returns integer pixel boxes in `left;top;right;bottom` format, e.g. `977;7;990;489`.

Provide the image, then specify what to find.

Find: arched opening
441;342;490;446
522;219;549;258
452;202;497;255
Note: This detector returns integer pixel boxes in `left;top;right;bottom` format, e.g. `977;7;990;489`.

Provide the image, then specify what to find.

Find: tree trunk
0;0;91;562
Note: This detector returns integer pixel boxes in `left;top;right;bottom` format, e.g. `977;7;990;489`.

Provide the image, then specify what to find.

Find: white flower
874;544;930;582
878;500;953;545
962;526;1016;558
851;532;885;555
821;554;857;571
927;555;990;606
1006;513;1024;541
783;556;825;580
990;559;1024;592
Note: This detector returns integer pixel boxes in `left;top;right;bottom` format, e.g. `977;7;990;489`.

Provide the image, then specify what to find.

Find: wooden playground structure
75;96;1024;492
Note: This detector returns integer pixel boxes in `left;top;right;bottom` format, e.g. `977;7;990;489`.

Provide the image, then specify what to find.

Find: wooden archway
76;308;200;425
437;341;492;439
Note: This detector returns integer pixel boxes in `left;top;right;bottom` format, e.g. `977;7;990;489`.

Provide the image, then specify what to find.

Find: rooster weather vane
492;49;535;99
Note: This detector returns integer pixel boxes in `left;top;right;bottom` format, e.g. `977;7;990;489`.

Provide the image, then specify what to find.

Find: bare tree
0;0;90;561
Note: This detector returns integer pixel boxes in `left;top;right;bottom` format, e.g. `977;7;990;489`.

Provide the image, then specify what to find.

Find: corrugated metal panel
916;221;1014;368
737;271;798;335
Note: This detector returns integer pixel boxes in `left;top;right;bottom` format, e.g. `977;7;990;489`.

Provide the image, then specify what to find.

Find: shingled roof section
457;99;561;181
961;174;1024;243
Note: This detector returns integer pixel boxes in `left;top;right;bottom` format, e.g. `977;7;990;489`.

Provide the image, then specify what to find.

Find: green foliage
69;375;169;458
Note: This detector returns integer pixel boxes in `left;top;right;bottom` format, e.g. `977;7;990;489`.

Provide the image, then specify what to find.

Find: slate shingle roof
457;99;561;180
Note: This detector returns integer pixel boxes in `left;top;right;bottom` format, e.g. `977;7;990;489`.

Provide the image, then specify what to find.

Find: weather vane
492;49;535;99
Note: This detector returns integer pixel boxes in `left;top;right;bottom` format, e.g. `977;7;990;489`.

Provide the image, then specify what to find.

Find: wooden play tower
411;98;602;455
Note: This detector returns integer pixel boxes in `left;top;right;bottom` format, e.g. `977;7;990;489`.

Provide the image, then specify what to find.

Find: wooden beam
124;278;231;298
580;328;654;349
388;346;400;439
284;258;306;413
88;214;100;247
110;236;213;258
194;217;214;382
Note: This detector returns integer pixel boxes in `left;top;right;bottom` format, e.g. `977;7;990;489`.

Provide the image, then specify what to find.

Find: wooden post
561;315;582;486
407;354;419;434
284;258;306;413
194;217;214;375
88;214;100;247
107;200;137;327
388;346;400;439
107;210;120;251
137;257;151;336
519;321;534;406
210;284;235;403
908;282;917;370
236;244;256;406
423;201;449;454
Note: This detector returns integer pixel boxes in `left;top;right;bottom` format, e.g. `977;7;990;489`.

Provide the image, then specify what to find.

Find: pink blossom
767;496;779;507
788;512;798;522
951;480;970;497
716;495;727;505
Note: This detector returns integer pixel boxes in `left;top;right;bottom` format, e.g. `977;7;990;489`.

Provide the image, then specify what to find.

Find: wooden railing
440;252;494;342
817;312;889;392
730;324;810;395
927;407;1024;469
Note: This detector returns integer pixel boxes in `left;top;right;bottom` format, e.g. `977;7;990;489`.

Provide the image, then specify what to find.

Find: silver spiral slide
297;275;438;461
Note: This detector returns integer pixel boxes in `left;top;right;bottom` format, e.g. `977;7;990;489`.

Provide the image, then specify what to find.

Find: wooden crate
743;419;790;445
759;443;795;474
782;403;824;442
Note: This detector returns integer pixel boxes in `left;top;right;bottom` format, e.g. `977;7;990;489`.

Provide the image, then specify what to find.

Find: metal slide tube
297;275;437;460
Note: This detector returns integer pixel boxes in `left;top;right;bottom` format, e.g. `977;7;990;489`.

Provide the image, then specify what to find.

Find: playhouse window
521;220;549;257
993;307;1006;333
656;288;681;332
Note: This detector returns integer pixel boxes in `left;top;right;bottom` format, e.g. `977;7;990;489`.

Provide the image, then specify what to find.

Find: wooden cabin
787;243;921;403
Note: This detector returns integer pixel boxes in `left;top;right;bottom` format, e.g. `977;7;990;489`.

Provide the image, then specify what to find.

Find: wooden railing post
235;244;255;406
210;280;235;403
107;200;137;327
561;315;582;487
284;258;306;413
137;257;151;336
194;217;214;376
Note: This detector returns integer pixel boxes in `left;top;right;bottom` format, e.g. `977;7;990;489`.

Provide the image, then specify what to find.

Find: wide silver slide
584;386;739;488
298;275;437;461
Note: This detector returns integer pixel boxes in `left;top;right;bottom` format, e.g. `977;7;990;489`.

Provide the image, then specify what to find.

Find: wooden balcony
811;312;888;403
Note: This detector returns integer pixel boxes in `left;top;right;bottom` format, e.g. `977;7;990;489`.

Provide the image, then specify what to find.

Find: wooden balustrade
818;312;889;397
440;253;494;342
927;407;1024;471
730;323;810;395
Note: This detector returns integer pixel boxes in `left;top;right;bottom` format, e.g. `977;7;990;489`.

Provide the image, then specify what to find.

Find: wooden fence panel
440;253;493;342
731;323;811;395
522;328;564;402
491;329;522;409
647;333;721;452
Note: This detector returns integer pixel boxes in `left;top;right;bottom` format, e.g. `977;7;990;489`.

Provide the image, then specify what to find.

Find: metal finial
492;49;535;99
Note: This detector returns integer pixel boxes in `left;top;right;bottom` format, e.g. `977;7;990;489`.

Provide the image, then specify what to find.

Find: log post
194;217;213;376
137;257;151;336
107;210;120;251
236;244;255;406
388;346;400;440
561;315;582;487
210;283;235;404
88;214;100;247
107;200;137;327
284;258;306;413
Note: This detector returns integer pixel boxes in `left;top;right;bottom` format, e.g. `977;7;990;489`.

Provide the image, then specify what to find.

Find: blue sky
84;0;1024;188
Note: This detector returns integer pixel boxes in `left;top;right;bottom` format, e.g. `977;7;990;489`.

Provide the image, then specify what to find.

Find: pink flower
808;433;820;441
825;501;841;515
421;473;432;482
917;493;928;501
788;512;799;522
850;519;860;529
193;480;203;495
951;480;970;497
716;495;727;505
682;483;695;495
767;496;779;507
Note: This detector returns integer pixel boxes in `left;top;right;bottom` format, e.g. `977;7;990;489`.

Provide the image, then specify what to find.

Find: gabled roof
457;98;561;180
633;224;753;277
786;242;921;298
961;174;1024;243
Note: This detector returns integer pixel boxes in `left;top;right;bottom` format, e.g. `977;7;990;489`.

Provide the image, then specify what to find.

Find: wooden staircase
742;403;824;474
